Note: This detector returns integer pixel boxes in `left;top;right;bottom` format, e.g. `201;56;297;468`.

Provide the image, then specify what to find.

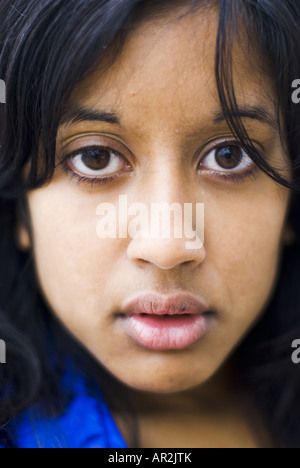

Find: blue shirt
0;364;129;448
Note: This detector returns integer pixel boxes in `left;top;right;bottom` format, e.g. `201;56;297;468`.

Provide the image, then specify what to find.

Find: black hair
0;0;300;448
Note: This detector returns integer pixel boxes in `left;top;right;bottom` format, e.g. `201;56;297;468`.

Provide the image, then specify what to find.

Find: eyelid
56;134;134;168
68;148;133;181
196;137;264;165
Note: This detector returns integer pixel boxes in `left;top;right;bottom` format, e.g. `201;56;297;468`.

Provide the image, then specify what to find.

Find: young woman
0;0;300;448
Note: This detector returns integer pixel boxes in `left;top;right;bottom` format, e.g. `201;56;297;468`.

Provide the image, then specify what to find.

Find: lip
117;292;214;351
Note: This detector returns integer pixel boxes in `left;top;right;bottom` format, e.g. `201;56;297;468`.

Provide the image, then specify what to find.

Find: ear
15;222;31;251
282;222;296;247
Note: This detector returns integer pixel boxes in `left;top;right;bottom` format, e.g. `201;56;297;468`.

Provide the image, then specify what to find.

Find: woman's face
23;6;291;393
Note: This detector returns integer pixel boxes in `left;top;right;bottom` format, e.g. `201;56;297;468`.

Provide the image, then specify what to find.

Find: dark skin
20;5;291;447
112;359;275;448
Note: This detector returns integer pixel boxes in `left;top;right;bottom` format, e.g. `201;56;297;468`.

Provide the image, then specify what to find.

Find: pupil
82;149;110;170
215;146;242;170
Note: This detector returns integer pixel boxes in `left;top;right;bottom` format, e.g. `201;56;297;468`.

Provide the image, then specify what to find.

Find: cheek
206;184;289;325
27;186;120;334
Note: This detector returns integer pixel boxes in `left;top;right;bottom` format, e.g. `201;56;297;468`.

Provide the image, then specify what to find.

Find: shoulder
0;366;127;448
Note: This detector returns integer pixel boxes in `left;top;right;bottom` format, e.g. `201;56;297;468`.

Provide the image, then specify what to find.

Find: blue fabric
0;365;128;448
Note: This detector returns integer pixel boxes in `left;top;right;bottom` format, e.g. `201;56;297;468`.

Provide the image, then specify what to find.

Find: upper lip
120;291;210;316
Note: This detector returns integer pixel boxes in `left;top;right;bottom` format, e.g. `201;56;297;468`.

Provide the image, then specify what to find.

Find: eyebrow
214;105;278;130
60;105;121;126
60;104;278;130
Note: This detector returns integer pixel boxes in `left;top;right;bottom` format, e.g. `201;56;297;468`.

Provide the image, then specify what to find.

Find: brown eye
199;143;255;174
215;146;243;170
68;146;131;177
81;148;111;171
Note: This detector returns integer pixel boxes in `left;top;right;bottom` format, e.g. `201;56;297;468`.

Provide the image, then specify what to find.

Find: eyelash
61;142;260;187
210;167;259;184
66;169;120;187
59;145;126;187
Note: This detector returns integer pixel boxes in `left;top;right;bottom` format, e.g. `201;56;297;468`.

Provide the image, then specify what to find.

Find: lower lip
119;313;211;351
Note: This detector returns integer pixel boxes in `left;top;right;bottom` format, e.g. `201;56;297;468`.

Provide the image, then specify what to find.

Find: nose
126;166;206;270
127;235;206;270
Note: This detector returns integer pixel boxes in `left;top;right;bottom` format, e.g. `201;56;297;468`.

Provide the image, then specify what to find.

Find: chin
119;373;209;395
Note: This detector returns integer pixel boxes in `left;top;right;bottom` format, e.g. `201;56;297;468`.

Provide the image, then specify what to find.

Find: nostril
127;236;206;270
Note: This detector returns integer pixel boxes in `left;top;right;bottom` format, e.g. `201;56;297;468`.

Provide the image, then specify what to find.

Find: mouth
116;291;216;351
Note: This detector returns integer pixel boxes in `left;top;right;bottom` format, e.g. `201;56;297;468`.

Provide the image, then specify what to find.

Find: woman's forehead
62;6;276;137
